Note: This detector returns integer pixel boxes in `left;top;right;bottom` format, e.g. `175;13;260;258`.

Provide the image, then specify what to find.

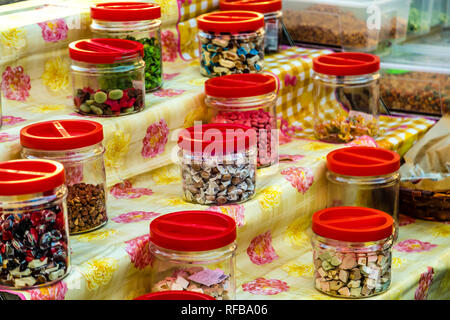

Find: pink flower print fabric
141;119;169;159
242;278;289;295
415;267;434;300
247;231;279;265
38;19;68;43
125;234;153;270
110;180;154;199
1;66;31;101
280;167;314;194
394;239;438;253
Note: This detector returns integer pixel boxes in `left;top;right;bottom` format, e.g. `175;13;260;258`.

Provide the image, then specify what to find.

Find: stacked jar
326;146;400;240
197;11;265;77
149;211;237;300
91;2;163;92
69;38;145;116
0;159;70;289
178;123;257;205
205;73;278;167
219;0;282;53
312;52;381;143
20;120;108;235
312;207;395;298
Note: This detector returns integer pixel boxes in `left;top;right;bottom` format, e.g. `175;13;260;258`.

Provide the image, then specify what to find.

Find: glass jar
313;52;381;143
20;120;107;235
0;159;70;289
326;147;400;240
197;11;265;77
312;207;394;299
90;2;162;92
177;123;257;205
69;38;145;117
149;211;237;300
219;0;282;53
205;74;278;168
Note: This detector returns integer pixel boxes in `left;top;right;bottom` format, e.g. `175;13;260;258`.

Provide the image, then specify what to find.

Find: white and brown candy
314;250;391;298
181;154;256;205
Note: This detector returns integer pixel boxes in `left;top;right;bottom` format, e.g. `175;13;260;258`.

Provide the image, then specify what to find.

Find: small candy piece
341;255;357;269
108;89;123;100
80;103;91;113
320;281;330;292
94;91;107;104
350;287;362;297
175;276;189;289
212;38;228;47
329;280;344;291
347;280;361;288
350;268;362;280
90;105;104;115
318;267;327;278
339;270;349;283
338;286;350;297
357;257;367;266
48;268;65;281
321;260;333;271
330;256;342;267
122;107;134;113
14;276;36;287
318;252;332;261
361;285;372;296
86;99;94;105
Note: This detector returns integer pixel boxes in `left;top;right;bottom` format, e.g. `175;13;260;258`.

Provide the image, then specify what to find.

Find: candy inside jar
177;123;257;205
204;73;279;168
149;211;237;300
0;160;70;289
69;38;145;117
197;11;265;77
313;52;381;143
312;207;394;298
90;2;163;92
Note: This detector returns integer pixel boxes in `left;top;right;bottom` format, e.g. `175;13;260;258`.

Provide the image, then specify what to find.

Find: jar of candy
20;120;107;235
69;38;145;116
205;73;278;168
326;147;400;240
0;159;70;289
134;290;215;300
197;11;265;77
178;123;257;205
312;206;394;298
312;52;381;143
149;211;237;300
219;0;282;53
90;2;162;92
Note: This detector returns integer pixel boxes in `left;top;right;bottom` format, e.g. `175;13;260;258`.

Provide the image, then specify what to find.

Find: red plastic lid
91;2;161;21
313;52;380;76
178;123;257;154
150;211;237;251
312;207;394;242
327;147;400;177
134;291;215;300
20;120;104;151
197;11;264;33
69;38;143;64
205;73;276;98
220;0;281;14
0;159;65;196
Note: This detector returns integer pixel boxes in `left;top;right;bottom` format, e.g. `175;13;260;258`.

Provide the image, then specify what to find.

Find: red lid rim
91;2;161;21
197;10;265;33
219;0;282;14
178;123;257;154
69;38;144;64
149;211;237;252
205;73;277;98
0;159;65;196
134;290;215;300
326;147;400;177
313;52;380;76
20;120;104;151
312;206;394;242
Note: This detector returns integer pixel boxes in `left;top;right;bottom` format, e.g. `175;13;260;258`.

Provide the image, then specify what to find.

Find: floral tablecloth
0;138;448;300
0;0;447;301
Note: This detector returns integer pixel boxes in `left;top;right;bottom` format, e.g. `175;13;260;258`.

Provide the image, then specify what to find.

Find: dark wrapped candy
42;210;56;224
11;239;24;253
39;232;53;250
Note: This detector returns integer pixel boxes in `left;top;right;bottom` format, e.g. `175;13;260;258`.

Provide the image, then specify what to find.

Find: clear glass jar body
91;19;162;92
0;185;70;289
198;27;265;78
313;72;380;143
327;171;400;240
311;233;393;299
150;242;236;300
179;147;257;205
21;143;107;235
71;57;145;117
264;11;282;53
205;93;278;168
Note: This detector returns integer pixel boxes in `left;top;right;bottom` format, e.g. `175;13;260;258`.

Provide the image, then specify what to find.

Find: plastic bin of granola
312;52;381;143
380;44;450;117
149;211;237;300
282;0;410;52
407;0;433;36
